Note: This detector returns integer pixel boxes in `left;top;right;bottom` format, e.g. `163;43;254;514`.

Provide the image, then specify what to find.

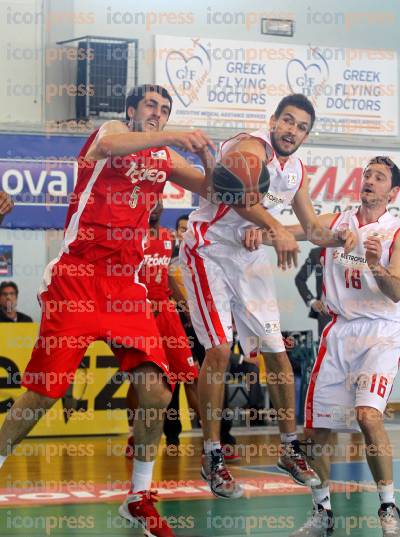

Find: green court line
0;492;392;536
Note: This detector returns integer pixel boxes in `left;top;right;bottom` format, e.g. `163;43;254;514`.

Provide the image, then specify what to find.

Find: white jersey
184;130;305;249
323;208;400;321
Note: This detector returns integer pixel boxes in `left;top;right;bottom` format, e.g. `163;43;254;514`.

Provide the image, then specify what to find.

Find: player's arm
0;192;14;224
225;136;300;269
365;233;400;303
291;169;356;253
246;214;335;250
168;147;215;199
85;121;215;161
286;213;337;240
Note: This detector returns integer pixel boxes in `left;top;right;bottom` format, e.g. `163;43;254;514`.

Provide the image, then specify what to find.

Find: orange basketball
212;151;270;206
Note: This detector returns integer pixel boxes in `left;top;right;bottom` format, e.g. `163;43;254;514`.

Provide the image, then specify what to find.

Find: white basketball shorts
305;315;400;432
180;242;285;355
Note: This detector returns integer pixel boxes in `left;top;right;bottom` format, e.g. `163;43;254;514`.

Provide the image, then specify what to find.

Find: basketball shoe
277;440;321;487
119;490;175;537
379;503;400;536
201;448;243;499
289;504;334;536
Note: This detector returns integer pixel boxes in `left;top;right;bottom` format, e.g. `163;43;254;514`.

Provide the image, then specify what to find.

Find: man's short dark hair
366;156;400;188
125;84;173;120
0;281;18;295
175;214;189;230
274;93;316;132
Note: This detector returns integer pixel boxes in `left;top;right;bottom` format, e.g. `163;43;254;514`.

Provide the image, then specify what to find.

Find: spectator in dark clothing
294;247;331;338
0;281;33;322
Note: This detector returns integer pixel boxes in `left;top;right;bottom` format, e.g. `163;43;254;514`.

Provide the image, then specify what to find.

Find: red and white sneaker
119;490;175;537
125;435;134;460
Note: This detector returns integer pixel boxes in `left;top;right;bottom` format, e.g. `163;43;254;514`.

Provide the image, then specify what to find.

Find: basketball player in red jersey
0;84;215;537
125;199;200;456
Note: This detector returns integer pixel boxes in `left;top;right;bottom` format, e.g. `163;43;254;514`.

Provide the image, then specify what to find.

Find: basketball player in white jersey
181;94;355;499
287;156;400;536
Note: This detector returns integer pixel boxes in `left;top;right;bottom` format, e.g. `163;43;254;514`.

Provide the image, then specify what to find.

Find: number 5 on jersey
129;185;141;208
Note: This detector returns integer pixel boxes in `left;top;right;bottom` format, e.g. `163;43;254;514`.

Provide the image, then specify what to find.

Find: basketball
212;150;270;206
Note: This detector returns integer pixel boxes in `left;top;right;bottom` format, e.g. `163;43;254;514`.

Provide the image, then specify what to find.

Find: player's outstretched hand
168;130;216;153
364;234;382;268
269;225;300;270
243;227;263;251
337;228;357;254
0;192;13;215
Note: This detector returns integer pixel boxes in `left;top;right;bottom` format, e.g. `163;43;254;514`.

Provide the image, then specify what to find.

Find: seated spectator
0;281;33;322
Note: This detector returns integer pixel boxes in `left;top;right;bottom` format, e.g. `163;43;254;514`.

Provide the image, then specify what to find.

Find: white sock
131;459;154;493
0;455;6;469
280;432;298;444
378;483;395;505
311;486;331;510
204;441;221;455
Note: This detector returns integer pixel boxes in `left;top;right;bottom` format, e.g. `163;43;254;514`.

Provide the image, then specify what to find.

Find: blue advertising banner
0;133;202;230
0;158;76;229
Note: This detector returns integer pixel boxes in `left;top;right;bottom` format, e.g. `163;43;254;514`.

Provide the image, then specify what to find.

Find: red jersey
139;227;174;300
62;129;172;273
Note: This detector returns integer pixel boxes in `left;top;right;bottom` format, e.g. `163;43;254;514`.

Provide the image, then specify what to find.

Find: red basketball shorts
153;301;199;384
22;256;170;398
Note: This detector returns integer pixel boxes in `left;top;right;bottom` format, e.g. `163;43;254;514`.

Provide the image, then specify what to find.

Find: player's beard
270;131;299;158
361;193;386;210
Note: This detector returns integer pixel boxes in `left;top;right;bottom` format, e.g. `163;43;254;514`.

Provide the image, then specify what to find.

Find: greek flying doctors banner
155;35;398;136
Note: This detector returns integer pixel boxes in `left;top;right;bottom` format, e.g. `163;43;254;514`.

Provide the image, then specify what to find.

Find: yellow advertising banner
0;325;191;436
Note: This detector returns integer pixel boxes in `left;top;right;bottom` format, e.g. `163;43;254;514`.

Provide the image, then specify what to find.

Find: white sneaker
290;504;334;536
379;503;400;536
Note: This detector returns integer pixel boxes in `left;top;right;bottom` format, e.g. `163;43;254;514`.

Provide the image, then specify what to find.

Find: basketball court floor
2;423;400;536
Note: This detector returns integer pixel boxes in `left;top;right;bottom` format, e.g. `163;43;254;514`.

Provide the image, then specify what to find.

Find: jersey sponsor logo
151;150;168;160
262;191;286;207
317;412;331;418
143;254;170;267
125;161;167;185
332;250;367;269
265;320;280;334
